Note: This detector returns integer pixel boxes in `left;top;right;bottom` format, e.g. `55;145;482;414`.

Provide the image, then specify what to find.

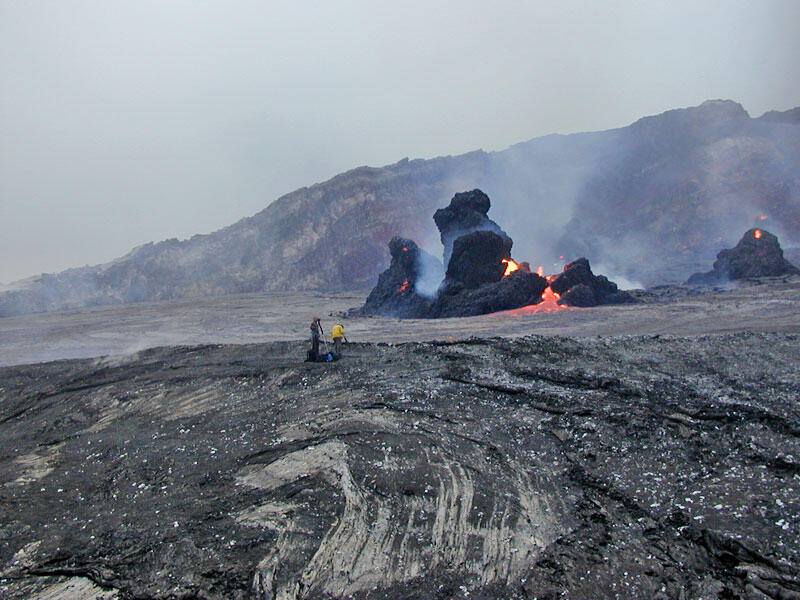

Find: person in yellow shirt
331;323;347;356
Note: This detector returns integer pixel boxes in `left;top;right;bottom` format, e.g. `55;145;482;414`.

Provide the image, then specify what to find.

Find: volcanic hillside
2;100;799;317
558;101;800;283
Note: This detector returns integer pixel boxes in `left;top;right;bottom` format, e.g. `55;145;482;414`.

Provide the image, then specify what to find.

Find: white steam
414;254;444;297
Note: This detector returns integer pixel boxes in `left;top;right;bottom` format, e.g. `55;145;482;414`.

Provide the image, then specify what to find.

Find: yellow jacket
332;324;344;339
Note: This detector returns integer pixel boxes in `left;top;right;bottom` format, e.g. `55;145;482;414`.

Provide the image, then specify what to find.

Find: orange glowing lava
490;285;569;317
488;264;571;317
754;229;762;239
540;286;561;303
402;247;409;252
399;280;410;292
502;259;520;276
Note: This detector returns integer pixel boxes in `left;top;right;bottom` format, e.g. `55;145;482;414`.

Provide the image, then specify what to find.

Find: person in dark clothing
310;317;323;358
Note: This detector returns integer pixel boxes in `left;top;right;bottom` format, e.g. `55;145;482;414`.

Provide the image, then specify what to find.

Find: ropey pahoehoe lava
1;333;799;599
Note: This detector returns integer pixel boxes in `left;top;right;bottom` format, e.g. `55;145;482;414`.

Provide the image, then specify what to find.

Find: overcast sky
1;1;798;283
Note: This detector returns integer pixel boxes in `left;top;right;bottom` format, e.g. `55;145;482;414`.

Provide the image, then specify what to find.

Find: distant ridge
2;100;799;317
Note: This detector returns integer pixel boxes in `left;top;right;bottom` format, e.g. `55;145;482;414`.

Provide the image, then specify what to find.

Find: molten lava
540;285;560;304
501;259;519;277
490;284;569;318
398;280;410;292
754;229;762;239
489;266;569;318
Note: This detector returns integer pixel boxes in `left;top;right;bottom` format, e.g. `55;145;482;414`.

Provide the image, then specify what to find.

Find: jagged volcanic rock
558;282;596;307
435;269;548;317
360;190;549;318
445;230;511;289
360;245;548;319
361;193;638;317
360;237;440;317
687;228;800;285
433;189;512;267
549;257;637;307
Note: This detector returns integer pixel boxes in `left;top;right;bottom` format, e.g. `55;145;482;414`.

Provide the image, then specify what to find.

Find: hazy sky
2;1;799;283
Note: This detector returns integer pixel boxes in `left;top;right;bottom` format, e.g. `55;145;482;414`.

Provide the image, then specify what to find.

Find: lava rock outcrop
435;269;548;318
360;190;634;317
433;189;512;268
687;228;800;286
361;237;439;317
445;230;510;289
550;257;637;307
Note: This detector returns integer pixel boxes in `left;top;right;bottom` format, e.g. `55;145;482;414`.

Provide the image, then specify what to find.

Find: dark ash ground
1;282;799;599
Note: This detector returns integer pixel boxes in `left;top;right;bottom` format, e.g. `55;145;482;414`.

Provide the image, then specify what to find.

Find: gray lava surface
1;329;799;599
2;276;800;368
